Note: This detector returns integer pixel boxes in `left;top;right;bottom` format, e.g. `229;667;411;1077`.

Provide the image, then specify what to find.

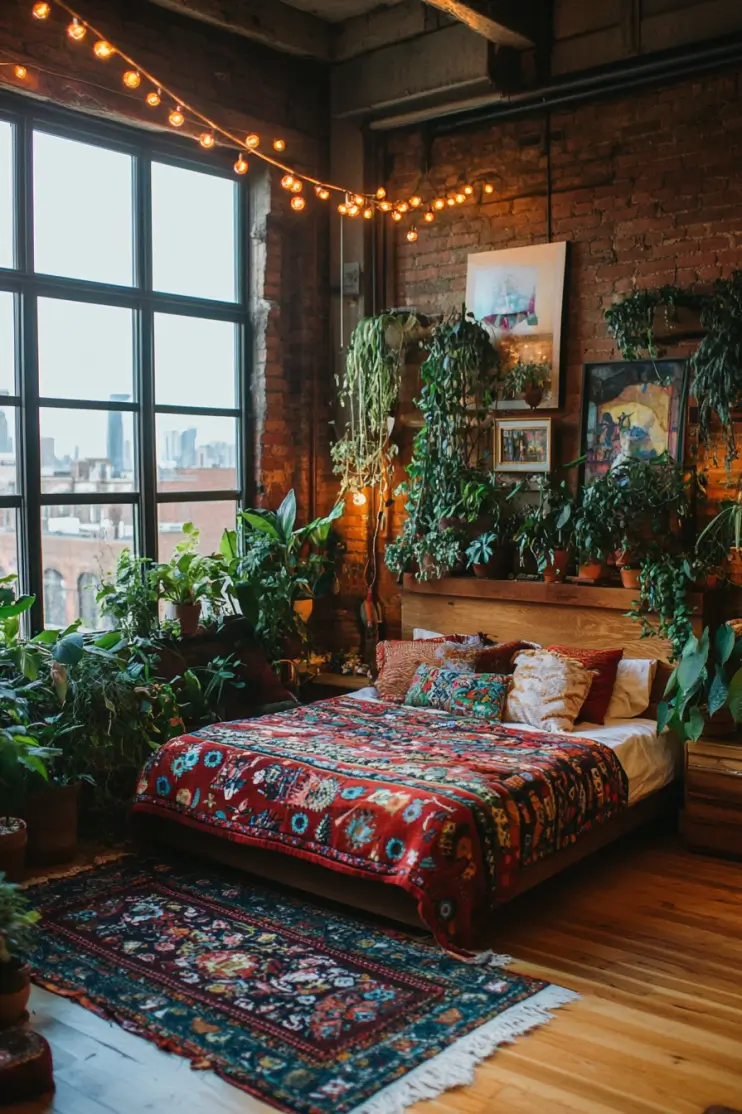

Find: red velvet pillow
476;641;538;675
546;645;624;724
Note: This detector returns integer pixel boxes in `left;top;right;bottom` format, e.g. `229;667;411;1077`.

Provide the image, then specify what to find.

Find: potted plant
658;623;742;741
155;524;227;636
466;531;511;579
694;494;742;586
573;480;615;582
0;874;38;1026
515;472;575;582
97;548;160;640
500;360;552;409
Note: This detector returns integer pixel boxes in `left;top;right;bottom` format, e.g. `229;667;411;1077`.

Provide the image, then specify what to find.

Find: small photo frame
494;418;552;472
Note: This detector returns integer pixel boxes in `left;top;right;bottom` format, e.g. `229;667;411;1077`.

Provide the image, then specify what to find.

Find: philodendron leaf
556;505;571;530
52;633;84;665
676;649;707;694
687;706;705;742
277;489;297;543
714;622;736;666
656;700;672;734
707;664;730;717
726;664;742;723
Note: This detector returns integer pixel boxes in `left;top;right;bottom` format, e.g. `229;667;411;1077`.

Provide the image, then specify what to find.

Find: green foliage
96;549;159;641
692;272;742;468
605;285;702;360
630;552;696;661
515;471;575;572
0;874;39;965
154;523;229;618
465;531;501;568
500;360;552;401
658;624;742;741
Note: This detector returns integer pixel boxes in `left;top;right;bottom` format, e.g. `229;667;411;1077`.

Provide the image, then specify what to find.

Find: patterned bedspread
132;697;628;953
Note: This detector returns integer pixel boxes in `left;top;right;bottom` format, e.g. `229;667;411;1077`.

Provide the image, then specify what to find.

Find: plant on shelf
96;548;160;641
605;284;702;360
630;551;697;660
572;479;616;582
515;470;576;582
386;310;498;581
692;271;742;468
154;524;229;636
500;360;552;409
658;623;742;742
0;874;39;1026
693;493;742;585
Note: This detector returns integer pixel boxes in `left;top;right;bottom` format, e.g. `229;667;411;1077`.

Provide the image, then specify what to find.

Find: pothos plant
515;470;575;572
386;310;497;581
658;623;742;741
604;284;702;360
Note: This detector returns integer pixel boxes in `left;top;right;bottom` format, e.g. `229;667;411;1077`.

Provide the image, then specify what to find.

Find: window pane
158;500;236;560
0;406;17;495
0;508;19;583
0;121;12;270
41;408;135;493
34;132;133;286
42;502;134;628
157;414;237;491
0;292;15;395
155;314;237;408
38;299;134;401
152;162;236;302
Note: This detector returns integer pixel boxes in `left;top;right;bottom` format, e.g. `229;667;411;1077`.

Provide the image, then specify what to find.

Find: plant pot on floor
293;598;314;623
578;559;605;583
620;567;642;589
23;783;79;866
0;819;27;882
542;549;570;583
472;545;512;580
173;602;202;637
0;959;31;1028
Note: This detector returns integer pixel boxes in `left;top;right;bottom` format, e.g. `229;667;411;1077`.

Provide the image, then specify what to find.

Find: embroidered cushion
546;645;623;724
505;650;595;733
404;664;511;720
375;640;478;702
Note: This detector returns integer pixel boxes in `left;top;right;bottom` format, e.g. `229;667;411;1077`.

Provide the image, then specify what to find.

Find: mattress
349;687;680;806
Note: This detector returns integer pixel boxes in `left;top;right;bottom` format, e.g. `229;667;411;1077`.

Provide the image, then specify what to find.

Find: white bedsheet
348;687;680;805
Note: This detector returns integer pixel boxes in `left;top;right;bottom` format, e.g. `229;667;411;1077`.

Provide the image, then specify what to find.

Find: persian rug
132;695;628;953
27;857;578;1114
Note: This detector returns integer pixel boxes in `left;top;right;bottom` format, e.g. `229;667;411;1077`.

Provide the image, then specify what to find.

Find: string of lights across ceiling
1;0;499;239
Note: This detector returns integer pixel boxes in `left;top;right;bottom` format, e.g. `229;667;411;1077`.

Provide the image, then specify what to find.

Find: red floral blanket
132;697;628;953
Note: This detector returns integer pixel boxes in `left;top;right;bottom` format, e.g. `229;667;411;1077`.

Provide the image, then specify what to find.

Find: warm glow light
463;184;474;196
348;204;360;217
424;211;435;223
93;40;115;60
447;197;456;207
352;491;367;506
32;2;51;19
273;138;286;152
291;196;306;211
363;207;374;220
123;70;141;89
433;198;445;211
315;185;330;200
281;174;295;190
67;19;86;41
391;211;403;223
352;195;364;206
245;133;260;148
168;107;185;127
397;201;409;213
338;202;348;215
375;187;387;200
199;132;215;149
483;182;494;194
291;179;303;193
234;155;249;175
146;90;161;107
379;200;391;212
406;227;418;242
13;66;28;79
455;192;466;204
410;195;422;208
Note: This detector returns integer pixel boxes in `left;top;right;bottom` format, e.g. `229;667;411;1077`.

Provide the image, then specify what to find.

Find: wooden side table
301;672;373;704
684;736;742;859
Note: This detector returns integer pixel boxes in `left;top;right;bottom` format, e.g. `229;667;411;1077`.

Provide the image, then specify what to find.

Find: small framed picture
494;418;552;472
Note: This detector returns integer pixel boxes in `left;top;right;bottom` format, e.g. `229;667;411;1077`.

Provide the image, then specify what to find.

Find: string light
273;138;285;152
352;194;364;206
291;196;305;211
146;89;161;107
410;195;422;208
363;207;374;220
199;132;215;149
123;70;141;89
379;200;392;212
376;187;387;200
315;185;330;200
93;40;115;60
348;204;360;217
67;18;86;41
463;184;474;196
338;202;348;215
32;2;50;18
447;197;456;207
455;192;466;204
13;66;28;79
424;211;435;223
483;183;494;194
290;179;303;193
234;155;249;175
406;227;418;242
281;174;295;190
391;210;403;223
397;201;409;214
168;106;185;127
433;198;446;211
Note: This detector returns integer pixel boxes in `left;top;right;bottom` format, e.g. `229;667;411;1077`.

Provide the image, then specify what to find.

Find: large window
0;97;248;629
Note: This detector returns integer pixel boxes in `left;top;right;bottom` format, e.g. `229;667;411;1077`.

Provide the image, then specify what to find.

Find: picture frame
580;359;688;485
494;418;552;473
466;242;568;411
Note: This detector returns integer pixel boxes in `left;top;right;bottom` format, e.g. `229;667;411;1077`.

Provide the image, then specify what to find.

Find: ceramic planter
293;598;314;623
0;819;27;882
542;548;570;583
620;567;642;589
174;602;201;636
0;960;31;1028
578;560;605;583
23;782;79;866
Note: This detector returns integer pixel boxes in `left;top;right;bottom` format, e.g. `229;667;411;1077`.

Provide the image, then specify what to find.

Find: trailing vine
604;285;702;360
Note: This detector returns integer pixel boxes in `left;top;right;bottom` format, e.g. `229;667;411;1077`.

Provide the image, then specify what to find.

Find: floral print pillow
404;664;510;721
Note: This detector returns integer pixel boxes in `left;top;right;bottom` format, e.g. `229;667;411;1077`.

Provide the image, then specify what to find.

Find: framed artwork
580;359;687;485
466;241;568;410
494;418;552;472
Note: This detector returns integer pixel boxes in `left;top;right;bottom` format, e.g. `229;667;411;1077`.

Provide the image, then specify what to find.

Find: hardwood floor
9;834;742;1114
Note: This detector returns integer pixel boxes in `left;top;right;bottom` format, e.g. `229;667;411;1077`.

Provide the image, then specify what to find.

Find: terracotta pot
523;384;543;409
293;598;314;623
174;602;201;636
0;960;31;1028
620;567;642;589
0;819;27;882
578;560;605;583
472;544;512;580
542;548;570;583
725;548;742;586
23;782;79;866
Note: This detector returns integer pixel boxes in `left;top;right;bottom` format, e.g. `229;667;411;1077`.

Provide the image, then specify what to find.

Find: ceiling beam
147;0;332;61
421;0;539;49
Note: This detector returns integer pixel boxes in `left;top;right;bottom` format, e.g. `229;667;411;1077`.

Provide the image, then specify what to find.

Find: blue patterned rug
27;858;578;1114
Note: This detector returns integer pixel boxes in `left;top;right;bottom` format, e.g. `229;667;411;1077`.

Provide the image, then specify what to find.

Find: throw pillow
607;658;658;719
476;640;540;675
546;645;623;724
404;664;510;721
375;640;479;703
505;650;595;732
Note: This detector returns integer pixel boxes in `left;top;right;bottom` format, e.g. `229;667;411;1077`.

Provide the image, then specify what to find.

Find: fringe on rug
351;983;580;1114
22;849;128;889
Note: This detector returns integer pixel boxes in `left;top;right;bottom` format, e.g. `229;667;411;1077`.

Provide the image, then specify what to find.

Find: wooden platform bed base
134;784;679;936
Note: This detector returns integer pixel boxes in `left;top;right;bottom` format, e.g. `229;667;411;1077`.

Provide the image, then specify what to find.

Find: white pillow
606;658;658;719
413;628;443;640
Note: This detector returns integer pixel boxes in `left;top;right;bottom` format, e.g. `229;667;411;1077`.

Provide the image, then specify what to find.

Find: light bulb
234;155;249;175
397;201;409;213
168;107;185;127
281;174;295;190
291;179;303;193
379;200;391;212
363;207;374;220
146;90;161;107
93;40;115;60
32;2;50;19
338;203;348;215
433;198;445;211
391;211;403;223
406;227;418;242
410;195;422;208
447;197;456;207
199;132;215;149
352;491;367;506
291;196;306;211
348;204;360;217
315;185;330;200
463;184;474;196
123;70;141;89
455;192;466;204
375;187;386;200
67;19;86;41
245;133;260;148
424;211;435;223
13;65;28;79
273;138;285;152
353;194;364;206
483;183;494;194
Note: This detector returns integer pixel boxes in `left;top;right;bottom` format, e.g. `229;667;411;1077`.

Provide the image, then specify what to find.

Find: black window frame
0;91;251;631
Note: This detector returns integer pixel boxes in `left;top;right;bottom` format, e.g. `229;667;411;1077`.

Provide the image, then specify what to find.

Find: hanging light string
4;1;499;228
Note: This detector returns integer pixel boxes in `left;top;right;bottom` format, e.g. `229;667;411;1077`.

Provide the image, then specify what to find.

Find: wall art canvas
495;418;552;472
466;242;568;410
580;359;687;485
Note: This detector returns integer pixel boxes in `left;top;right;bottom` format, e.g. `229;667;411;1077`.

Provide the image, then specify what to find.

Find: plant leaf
687;706;705;741
708;664;730;717
727;664;742;722
277;489;297;543
714;623;736;666
52;633;84;665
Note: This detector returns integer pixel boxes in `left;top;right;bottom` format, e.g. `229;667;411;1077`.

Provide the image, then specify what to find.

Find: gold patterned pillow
505;650;595;732
376;640;478;703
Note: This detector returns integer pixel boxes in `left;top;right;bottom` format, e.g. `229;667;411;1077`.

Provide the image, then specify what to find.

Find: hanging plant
604;284;702;360
331;313;421;496
692;271;742;469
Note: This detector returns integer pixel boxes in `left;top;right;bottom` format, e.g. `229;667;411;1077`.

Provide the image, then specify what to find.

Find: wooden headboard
401;575;706;663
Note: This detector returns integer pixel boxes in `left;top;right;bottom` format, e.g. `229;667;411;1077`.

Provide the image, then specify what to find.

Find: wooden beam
147;0;332;60
421;0;539;49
